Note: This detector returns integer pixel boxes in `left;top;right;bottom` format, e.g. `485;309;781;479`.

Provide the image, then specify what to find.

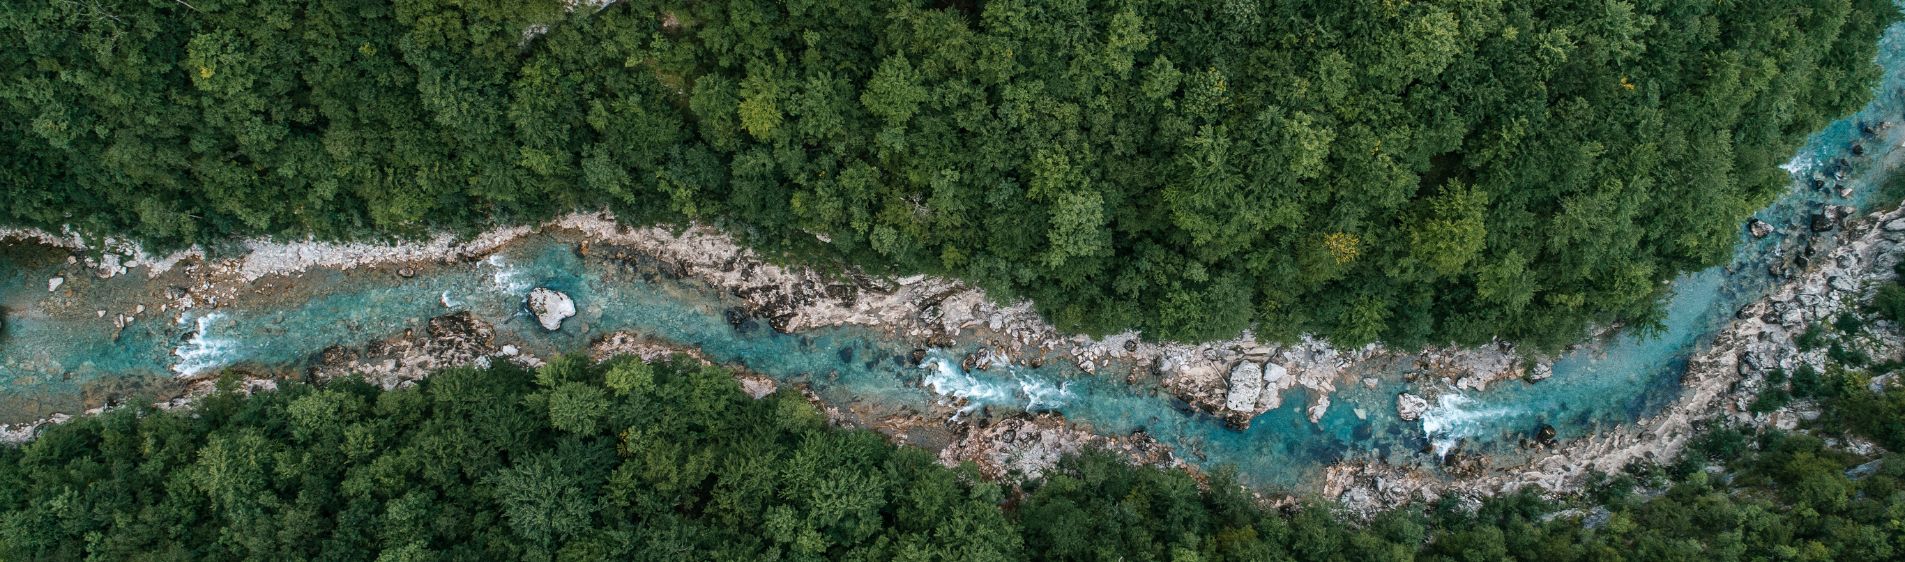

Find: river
5;22;1905;489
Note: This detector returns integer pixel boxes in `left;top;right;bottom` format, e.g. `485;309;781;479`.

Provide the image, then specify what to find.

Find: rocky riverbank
1323;191;1905;513
1;212;1530;481
0;157;1898;498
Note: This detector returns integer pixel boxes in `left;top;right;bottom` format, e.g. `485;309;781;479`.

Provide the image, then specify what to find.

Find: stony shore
0;188;1897;498
1324;199;1905;512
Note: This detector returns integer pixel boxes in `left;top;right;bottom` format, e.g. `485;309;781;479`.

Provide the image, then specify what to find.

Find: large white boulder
1224;362;1265;412
526;287;576;331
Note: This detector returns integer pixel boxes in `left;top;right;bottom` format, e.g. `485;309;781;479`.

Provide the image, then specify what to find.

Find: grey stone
1396;393;1430;422
1748;219;1774;238
526;287;576;331
1224;362;1265;412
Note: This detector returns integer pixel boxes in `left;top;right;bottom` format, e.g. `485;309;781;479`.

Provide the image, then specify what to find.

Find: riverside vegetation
2;0;1897;347
4;352;1905;561
9;1;1905;560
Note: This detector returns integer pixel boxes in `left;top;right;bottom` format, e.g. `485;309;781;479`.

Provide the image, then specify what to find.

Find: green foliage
9;352;1905;560
0;358;1019;560
1835;311;1867;335
1;0;1894;348
1870;284;1905;324
604;359;656;396
1798;324;1828;351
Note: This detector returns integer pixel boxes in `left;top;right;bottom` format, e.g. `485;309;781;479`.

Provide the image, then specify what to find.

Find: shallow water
5;24;1905;488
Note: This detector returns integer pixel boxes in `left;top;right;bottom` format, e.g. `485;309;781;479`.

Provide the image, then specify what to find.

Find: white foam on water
921;355;1012;416
920;352;1073;418
1418;393;1517;458
172;312;238;377
484;255;533;294
1019;376;1073;411
1780;150;1817;175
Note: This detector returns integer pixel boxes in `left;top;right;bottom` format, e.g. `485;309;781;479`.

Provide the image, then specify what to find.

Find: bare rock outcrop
526;287;575;331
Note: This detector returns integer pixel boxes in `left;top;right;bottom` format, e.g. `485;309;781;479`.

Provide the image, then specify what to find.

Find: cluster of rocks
0;226;199;280
1730;211;1905;422
1153;338;1358;426
1328;116;1905;513
1325;185;1905;514
1415;342;1542;391
14;132;1905;513
311;311;505;387
937;415;1178;480
1161;335;1551;428
553;213;1579;434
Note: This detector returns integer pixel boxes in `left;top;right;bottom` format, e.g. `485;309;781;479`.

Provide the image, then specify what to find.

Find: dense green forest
4;354;1905;561
0;0;1895;346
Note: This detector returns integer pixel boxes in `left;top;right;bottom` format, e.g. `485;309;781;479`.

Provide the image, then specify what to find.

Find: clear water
4;24;1905;488
1414;21;1905;459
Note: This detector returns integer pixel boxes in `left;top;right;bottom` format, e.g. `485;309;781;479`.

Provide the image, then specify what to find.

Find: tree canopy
1;0;1894;347
6;355;1905;561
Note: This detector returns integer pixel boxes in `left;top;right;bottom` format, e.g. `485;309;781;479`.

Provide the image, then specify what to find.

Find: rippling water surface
5;24;1905;487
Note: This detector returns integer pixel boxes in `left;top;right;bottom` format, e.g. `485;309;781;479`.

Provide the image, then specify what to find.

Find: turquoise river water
6;24;1905;488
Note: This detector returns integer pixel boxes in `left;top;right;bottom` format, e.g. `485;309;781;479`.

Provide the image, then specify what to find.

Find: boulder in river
1810;212;1836;233
1396;393;1430;422
1748;219;1774;238
1536;424;1558;446
525;287;575;331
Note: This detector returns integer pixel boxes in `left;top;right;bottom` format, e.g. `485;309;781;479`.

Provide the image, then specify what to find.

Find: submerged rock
526;287;575;331
1396;393;1429;422
1811;212;1836;233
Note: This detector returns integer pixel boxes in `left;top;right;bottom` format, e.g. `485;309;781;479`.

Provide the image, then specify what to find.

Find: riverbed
5;21;1905;492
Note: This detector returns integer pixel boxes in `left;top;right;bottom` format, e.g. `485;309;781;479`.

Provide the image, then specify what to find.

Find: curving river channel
6;24;1905;489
